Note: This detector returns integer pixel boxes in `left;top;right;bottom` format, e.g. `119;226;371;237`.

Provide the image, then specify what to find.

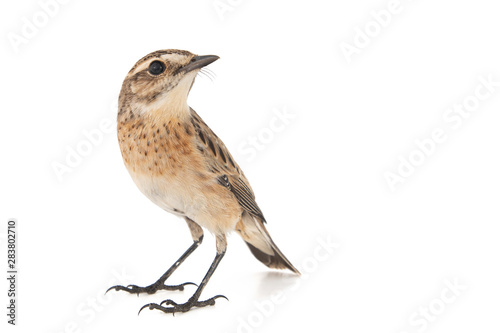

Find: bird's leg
107;218;203;295
106;239;200;294
139;234;228;314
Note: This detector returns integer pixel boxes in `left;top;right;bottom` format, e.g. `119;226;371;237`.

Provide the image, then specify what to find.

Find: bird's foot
106;280;196;296
139;295;228;315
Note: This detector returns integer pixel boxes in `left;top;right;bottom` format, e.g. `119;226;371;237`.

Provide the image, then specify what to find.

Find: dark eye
148;61;166;75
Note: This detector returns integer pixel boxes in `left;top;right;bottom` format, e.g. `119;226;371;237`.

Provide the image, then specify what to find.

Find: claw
138;303;153;316
106;285;124;294
106;284;140;296
212;294;228;301
172;281;196;290
159;299;178;307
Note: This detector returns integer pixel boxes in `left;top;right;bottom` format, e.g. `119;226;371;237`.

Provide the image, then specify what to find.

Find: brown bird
107;49;299;314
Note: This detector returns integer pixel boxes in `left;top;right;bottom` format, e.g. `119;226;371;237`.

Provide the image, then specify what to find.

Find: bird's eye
148;61;166;75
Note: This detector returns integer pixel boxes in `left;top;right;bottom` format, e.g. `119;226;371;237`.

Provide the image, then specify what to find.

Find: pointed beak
180;55;219;74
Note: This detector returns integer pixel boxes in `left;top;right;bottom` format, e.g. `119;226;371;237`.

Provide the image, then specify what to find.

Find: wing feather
191;108;266;222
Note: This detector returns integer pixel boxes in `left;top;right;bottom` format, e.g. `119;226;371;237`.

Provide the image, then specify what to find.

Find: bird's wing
190;108;266;222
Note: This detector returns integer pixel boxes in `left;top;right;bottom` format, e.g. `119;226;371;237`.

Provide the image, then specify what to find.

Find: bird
107;49;299;314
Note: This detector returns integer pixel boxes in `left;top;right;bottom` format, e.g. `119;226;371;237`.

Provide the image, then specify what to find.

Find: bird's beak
180;55;219;74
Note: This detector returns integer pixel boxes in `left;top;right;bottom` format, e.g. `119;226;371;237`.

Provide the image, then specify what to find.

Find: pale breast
117;114;242;233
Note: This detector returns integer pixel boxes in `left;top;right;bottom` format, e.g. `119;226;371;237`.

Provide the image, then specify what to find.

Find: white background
1;0;500;332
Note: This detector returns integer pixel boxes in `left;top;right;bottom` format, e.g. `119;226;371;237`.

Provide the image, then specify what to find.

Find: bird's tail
236;214;300;274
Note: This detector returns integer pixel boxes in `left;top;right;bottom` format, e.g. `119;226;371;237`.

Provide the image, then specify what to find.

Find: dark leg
139;234;228;314
107;218;203;295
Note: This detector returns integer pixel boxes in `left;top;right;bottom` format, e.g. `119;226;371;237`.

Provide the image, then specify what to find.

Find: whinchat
107;49;299;314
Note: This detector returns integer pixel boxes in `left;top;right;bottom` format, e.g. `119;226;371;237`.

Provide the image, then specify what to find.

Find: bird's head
119;49;219;119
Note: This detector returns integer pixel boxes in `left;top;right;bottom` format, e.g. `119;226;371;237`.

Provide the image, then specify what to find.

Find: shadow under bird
107;49;299;314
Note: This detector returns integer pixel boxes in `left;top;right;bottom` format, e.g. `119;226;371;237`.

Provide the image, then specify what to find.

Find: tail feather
236;214;300;275
245;240;300;274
